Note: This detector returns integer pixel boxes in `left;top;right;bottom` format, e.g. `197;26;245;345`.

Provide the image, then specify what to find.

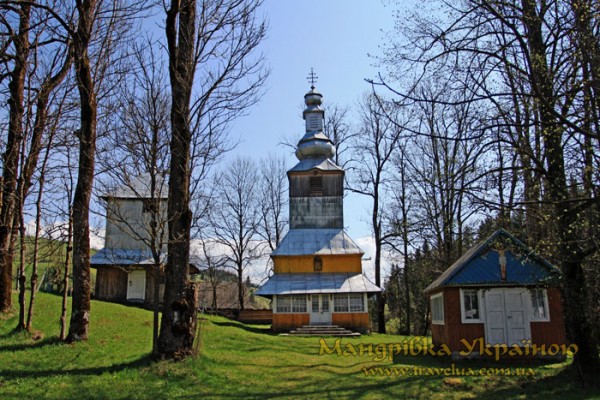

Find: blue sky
228;0;398;246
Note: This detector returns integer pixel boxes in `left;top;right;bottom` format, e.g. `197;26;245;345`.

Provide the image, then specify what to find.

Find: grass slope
0;292;598;399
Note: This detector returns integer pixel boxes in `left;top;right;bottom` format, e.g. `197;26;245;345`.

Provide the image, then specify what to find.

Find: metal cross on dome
307;68;318;89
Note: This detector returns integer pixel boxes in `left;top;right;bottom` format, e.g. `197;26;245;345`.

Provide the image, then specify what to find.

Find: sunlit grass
0;292;597;399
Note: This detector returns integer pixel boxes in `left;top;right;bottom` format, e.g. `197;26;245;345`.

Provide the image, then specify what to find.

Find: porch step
289;325;361;337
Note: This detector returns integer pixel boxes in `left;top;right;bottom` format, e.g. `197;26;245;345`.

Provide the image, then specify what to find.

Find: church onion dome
295;85;336;160
304;87;323;107
296;132;335;160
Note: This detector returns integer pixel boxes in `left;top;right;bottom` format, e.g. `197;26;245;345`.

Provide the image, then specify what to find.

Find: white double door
310;294;332;325
484;288;531;346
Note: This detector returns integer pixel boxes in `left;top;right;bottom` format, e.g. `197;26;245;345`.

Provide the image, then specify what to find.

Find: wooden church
256;83;380;333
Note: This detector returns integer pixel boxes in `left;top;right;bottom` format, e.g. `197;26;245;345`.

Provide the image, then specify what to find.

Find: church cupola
295;70;336;161
287;72;344;229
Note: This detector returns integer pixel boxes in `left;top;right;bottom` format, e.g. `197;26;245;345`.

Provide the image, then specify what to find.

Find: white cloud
23;219;105;250
89;228;105;250
189;238;271;284
355;235;397;283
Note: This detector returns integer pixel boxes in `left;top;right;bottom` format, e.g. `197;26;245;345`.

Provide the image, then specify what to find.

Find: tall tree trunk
211;278;218;311
152;263;161;356
60;213;73;341
67;0;98;342
374;230;385;334
157;0;198;359
521;0;600;378
26;187;44;331
396;148;411;336
401;189;410;335
238;263;244;311
26;132;57;330
0;4;31;313
374;181;386;334
16;209;26;330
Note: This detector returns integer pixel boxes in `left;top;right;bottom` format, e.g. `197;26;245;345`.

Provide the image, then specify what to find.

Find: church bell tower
288;82;344;229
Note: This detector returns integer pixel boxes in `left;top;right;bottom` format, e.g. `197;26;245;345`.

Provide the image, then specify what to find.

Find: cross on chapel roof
307;68;318;89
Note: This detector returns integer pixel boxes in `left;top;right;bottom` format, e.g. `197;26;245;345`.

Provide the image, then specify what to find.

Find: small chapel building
256;84;380;333
424;229;568;358
91;174;200;304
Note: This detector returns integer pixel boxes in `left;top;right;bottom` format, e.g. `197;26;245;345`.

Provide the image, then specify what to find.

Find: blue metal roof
91;248;162;266
91;247;203;271
255;273;381;297
447;248;555;285
424;229;561;293
271;229;363;256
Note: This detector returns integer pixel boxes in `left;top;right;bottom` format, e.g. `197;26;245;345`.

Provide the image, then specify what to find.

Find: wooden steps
288;325;361;337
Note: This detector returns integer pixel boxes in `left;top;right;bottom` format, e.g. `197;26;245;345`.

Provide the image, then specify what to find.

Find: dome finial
307;68;318;90
295;75;336;161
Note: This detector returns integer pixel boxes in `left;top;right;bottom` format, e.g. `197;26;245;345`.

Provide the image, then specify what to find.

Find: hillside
0;292;597;399
11;235;97;295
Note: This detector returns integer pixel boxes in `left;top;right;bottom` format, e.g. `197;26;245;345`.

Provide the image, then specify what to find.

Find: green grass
0;292;599;399
11;236;97;295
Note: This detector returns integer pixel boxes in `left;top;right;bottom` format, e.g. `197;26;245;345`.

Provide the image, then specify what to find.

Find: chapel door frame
484;288;531;346
310;294;332;325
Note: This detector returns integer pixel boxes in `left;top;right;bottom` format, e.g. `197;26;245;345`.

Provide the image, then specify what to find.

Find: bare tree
59;161;75;341
66;0;102;342
16;22;73;331
347;93;404;334
48;130;78;340
97;36;170;354
158;0;267;359
379;0;600;378
257;154;288;253
198;238;228;311
0;2;31;313
65;0;148;342
323;103;353;169
407;83;484;267
386;142;417;335
210;157;262;311
25;87;71;331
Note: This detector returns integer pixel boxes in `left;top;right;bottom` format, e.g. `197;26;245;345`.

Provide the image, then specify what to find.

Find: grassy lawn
0;292;598;399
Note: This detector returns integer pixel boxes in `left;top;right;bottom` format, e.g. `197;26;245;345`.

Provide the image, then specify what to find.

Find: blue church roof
424;229;561;293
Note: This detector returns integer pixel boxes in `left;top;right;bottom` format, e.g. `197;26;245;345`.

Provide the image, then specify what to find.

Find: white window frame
331;293;368;313
430;292;444;325
349;293;365;312
274;296;290;313
291;295;307;313
274;295;308;314
333;293;349;312
530;288;550;321
460;289;484;324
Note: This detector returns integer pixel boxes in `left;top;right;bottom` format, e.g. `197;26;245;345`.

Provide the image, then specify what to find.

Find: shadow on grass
391;353;600;399
470;366;600;400
0;335;63;352
393;353;450;368
192;373;425;399
210;320;276;336
0;354;153;381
